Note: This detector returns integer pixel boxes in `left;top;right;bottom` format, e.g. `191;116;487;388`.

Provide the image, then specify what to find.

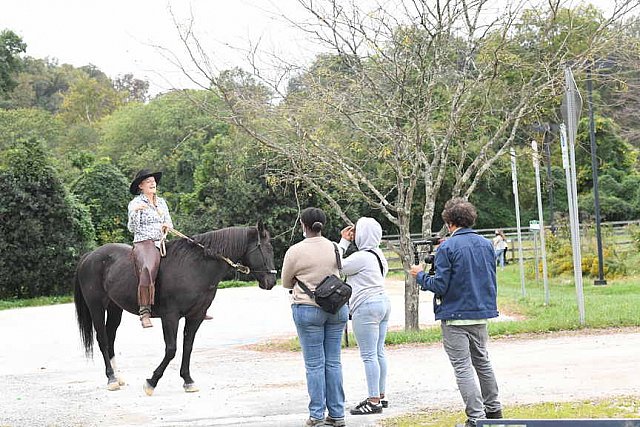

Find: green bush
0;139;95;298
71;159;130;245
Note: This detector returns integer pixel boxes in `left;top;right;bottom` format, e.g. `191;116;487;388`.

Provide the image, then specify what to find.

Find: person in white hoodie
338;217;391;415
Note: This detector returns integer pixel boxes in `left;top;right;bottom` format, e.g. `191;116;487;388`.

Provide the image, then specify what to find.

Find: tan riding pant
132;240;160;308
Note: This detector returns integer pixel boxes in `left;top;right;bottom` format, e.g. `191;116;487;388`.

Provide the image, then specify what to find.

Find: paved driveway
1;282;638;426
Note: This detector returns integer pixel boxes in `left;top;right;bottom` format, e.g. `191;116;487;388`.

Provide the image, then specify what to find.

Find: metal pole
510;148;526;297
560;124;586;325
533;231;540;286
543;130;556;231
586;65;607;286
532;140;550;305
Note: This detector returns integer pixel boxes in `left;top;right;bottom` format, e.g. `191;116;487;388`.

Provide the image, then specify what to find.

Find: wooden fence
381;220;640;271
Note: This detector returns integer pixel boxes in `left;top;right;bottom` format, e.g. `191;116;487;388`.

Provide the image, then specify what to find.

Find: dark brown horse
74;221;277;394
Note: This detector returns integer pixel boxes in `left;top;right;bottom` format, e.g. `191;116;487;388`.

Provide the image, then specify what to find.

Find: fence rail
381;220;640;270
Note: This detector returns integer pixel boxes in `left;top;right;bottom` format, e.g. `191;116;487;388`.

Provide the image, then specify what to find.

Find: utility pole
586;64;607;286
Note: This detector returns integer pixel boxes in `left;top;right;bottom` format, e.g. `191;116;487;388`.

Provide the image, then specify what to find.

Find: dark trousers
132;240;160;310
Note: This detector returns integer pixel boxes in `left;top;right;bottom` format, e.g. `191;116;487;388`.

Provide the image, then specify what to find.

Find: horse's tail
74;255;94;358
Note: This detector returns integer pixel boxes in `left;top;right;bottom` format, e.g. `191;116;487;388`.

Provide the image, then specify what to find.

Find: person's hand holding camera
409;264;423;278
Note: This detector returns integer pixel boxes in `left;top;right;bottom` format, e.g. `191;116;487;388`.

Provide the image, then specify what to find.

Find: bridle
163;227;276;275
244;239;278;275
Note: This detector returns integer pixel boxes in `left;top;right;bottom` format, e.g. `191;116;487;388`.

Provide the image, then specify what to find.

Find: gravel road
1;281;638;427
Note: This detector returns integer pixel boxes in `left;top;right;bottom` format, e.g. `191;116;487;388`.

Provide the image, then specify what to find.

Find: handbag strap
295;278;315;299
332;242;343;271
366;249;384;276
295;242;343;298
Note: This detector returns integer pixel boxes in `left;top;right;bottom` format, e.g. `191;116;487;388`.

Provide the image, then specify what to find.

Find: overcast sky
0;0;630;96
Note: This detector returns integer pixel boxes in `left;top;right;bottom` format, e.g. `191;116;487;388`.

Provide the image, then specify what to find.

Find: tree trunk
398;218;419;330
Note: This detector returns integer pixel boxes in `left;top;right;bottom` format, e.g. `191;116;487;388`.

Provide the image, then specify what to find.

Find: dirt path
1;283;638;426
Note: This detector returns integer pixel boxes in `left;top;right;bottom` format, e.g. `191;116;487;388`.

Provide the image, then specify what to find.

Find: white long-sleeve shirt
127;194;173;247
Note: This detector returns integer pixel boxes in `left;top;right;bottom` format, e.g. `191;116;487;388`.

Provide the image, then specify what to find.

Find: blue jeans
292;304;348;420
351;294;391;398
494;249;505;268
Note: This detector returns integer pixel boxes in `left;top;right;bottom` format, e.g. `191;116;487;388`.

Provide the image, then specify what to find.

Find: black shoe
381;399;388;408
486;409;503;419
350;399;383;415
325;416;346;427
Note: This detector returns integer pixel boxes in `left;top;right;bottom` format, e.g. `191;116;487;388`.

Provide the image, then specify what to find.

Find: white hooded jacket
337;217;389;314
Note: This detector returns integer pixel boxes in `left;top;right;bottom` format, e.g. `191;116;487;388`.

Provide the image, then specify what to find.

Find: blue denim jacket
416;228;498;321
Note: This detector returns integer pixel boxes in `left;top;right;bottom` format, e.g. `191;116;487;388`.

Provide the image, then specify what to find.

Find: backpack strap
366;249;384;276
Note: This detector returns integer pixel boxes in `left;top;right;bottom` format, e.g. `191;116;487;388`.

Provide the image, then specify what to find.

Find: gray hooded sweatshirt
338;217;389;314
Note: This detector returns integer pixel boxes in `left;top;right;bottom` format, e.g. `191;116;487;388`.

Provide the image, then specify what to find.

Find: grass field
383;396;640;426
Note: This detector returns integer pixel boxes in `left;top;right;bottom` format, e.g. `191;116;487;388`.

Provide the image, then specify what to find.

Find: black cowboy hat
130;169;163;195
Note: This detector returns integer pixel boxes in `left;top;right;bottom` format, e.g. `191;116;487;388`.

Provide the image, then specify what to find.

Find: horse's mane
165;227;257;262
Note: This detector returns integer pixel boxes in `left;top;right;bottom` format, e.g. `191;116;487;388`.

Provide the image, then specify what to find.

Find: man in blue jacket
410;197;503;427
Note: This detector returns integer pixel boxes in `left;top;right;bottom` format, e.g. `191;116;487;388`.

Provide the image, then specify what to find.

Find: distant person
492;229;508;270
410;198;503;427
281;207;348;427
127;169;173;328
338;217;390;416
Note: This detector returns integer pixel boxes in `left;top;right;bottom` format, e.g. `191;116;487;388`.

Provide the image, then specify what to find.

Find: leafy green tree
59;72;124;126
113;73;149;103
99;90;228;194
0;29;26;97
4;57;76;113
71;159;130;245
0;138;95;298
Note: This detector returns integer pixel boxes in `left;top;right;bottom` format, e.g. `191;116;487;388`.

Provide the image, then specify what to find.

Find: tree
4;57;76;113
0;29;26;97
177;1;638;329
98;89;228;193
71;159;130;246
59;71;124;126
0;138;95;298
113;73;150;103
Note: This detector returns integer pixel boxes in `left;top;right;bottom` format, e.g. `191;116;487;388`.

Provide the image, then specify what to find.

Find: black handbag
296;243;352;314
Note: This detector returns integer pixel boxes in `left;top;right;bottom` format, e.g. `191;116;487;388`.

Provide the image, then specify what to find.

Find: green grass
0;280;258;310
383;396;640;426
218;280;258;289
0;295;73;310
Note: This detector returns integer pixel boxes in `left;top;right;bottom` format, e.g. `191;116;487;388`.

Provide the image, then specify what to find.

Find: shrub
0;139;95;298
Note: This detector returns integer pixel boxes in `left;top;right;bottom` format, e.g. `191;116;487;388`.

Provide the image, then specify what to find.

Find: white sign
529;220;540;230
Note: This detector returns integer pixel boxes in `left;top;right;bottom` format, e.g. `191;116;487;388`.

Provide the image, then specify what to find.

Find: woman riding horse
127;169;173;328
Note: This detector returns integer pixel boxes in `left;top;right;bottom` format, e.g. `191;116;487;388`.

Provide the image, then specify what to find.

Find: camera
413;236;441;276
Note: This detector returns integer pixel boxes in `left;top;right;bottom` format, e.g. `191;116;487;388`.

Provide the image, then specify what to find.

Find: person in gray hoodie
338;217;391;415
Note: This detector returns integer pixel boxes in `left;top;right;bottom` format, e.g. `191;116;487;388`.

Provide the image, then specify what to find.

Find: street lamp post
586;65;607;286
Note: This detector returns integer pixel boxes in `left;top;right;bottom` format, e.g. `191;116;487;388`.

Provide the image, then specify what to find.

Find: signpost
560;67;586;325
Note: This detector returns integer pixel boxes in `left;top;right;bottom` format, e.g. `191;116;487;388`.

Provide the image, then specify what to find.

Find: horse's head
243;220;277;290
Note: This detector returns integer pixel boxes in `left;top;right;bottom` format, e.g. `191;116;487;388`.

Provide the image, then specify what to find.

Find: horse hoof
117;376;126;386
183;382;199;393
143;380;154;396
107;380;120;391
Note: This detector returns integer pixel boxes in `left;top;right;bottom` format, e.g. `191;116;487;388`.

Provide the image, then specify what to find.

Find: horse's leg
88;305;119;390
106;303;125;386
143;313;179;396
180;317;204;392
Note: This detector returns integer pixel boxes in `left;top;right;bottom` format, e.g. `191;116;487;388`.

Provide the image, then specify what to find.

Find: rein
163;227;251;274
